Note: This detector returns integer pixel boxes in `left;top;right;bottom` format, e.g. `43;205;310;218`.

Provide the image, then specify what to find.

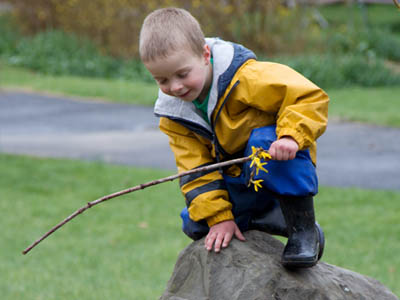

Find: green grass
1;154;188;300
1;154;399;298
315;187;400;296
327;86;400;127
0;63;158;105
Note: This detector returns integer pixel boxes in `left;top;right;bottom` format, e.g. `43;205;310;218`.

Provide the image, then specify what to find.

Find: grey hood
154;38;256;137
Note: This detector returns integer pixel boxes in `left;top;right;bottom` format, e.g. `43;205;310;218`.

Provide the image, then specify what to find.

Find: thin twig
22;155;254;255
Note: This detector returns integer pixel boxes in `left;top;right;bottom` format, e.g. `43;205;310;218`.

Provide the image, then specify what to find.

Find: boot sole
282;224;325;269
282;258;318;269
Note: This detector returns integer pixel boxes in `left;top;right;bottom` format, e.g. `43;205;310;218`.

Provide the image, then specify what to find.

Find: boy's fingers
268;147;276;159
235;228;246;241
289;151;296;160
213;234;224;252
205;233;216;251
282;152;289;161
222;232;233;248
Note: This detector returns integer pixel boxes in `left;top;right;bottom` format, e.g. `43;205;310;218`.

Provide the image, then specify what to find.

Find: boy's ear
202;44;211;63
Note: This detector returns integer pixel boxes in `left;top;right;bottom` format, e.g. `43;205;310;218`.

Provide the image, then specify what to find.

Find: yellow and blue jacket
154;38;329;227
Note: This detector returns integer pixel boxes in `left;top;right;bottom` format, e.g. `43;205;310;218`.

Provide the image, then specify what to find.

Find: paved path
1;91;399;190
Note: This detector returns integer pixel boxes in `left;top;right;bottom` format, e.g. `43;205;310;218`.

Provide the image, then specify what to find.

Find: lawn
0;63;159;106
1;154;187;299
1;154;399;299
327;86;400;127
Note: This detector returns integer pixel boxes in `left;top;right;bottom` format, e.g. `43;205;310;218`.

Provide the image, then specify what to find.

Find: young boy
139;7;329;268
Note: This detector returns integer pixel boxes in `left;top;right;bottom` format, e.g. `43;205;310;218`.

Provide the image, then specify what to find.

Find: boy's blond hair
139;7;205;62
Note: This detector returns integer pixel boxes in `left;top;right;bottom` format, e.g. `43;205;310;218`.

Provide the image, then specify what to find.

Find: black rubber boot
249;203;288;237
279;196;320;268
248;199;325;262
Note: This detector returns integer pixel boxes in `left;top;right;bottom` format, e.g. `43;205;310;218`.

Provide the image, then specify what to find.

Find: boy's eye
178;72;188;79
157;79;167;85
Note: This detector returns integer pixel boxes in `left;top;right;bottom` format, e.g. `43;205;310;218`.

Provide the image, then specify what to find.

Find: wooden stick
22;155;254;255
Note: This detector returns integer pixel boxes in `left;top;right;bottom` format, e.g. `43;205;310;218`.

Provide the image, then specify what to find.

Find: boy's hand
268;136;299;160
205;220;245;253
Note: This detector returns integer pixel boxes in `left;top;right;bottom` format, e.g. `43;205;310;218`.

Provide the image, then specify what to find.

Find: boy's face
144;45;212;102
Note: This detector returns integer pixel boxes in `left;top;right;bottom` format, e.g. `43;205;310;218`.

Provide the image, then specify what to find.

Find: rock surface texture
160;230;398;300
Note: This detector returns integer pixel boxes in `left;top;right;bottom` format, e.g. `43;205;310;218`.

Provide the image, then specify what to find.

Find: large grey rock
161;230;398;300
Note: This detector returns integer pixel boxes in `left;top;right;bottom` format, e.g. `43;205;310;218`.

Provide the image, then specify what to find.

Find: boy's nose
170;80;183;93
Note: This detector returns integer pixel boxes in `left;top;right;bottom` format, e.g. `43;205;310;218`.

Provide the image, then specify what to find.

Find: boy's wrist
206;210;234;227
280;135;297;143
277;127;305;149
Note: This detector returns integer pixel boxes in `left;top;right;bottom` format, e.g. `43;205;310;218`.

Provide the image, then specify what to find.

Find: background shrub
2;0;398;60
325;27;400;62
11;30;116;77
4;0;323;58
0;1;399;88
3;29;153;81
0;14;20;55
276;54;400;89
363;29;400;62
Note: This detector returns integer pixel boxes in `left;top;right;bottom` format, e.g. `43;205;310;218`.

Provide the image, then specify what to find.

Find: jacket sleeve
236;61;329;150
159;117;234;227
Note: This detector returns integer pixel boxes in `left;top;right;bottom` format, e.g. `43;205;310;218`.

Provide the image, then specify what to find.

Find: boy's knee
180;208;209;240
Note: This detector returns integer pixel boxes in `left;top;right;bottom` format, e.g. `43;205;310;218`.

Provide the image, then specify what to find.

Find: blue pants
181;125;318;240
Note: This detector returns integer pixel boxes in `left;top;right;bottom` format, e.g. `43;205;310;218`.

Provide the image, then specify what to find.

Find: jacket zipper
162;80;240;167
211;80;240;170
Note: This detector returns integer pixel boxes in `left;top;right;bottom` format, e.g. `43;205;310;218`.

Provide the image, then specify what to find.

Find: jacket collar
154;38;256;133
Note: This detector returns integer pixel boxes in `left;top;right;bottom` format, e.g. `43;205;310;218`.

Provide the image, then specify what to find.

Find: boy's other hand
268;136;299;160
205;220;245;253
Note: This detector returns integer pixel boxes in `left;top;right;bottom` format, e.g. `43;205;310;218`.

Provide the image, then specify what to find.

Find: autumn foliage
6;0;314;58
